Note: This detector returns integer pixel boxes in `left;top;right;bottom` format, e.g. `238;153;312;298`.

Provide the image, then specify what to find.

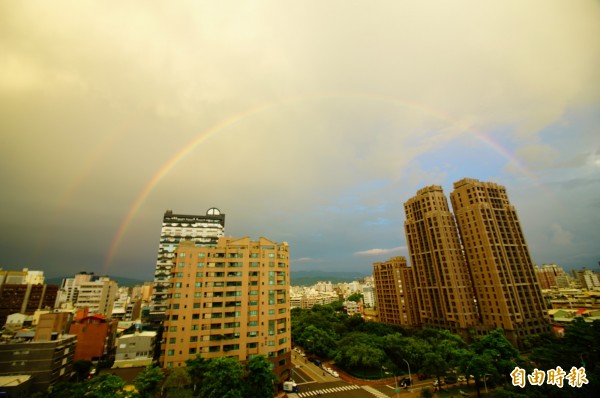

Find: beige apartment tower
160;236;292;383
404;185;479;338
373;256;419;327
450;178;549;346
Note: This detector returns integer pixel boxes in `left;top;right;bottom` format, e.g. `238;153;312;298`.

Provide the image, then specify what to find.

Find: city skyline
1;1;599;280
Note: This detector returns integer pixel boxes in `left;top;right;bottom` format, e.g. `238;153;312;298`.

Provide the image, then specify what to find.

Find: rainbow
102;92;538;270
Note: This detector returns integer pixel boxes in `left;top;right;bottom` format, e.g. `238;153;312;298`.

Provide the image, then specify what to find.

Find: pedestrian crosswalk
297;384;360;397
361;385;391;398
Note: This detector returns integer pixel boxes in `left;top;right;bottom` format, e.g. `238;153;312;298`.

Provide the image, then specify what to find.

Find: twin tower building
375;178;550;347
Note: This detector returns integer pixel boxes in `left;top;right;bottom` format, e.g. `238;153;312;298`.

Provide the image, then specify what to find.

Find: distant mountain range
44;271;368;288
45;275;147;287
290;270;369;286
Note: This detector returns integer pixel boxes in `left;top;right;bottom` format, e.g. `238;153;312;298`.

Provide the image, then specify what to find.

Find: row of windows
178;252;286;259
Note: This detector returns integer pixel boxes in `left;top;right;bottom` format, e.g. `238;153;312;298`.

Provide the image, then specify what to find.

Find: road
289;354;424;398
289;355;394;398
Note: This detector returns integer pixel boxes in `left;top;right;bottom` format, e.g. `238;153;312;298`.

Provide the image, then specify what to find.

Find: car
457;375;467;383
445;375;457;384
399;377;412;387
433;380;446;387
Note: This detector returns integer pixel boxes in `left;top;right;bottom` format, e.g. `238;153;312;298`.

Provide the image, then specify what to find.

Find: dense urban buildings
0;268;58;326
450;178;550;345
404;185;479;338
151;208;226;315
160;236;292;383
372;256;418;326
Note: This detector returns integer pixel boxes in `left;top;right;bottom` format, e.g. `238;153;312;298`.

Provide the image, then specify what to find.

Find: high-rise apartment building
372;256;418;327
450;178;549;345
75;277;118;316
160;237;292;383
404;186;479;337
576;268;600;290
151;208;225;314
535;264;570;290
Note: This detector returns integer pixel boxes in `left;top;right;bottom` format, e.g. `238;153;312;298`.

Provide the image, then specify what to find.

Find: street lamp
383;366;399;398
403;359;412;390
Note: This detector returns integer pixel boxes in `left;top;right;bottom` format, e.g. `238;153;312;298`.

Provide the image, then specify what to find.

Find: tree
37;381;86;398
162;367;191;397
133;365;164;398
471;328;520;382
243;355;278;398
199;356;244;398
334;333;386;378
346;293;363;303
381;334;428;376
299;324;337;358
85;373;127;398
461;352;497;398
418;329;466;386
186;354;209;393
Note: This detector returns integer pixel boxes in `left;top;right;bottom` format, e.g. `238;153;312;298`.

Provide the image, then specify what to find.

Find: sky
1;1;599;281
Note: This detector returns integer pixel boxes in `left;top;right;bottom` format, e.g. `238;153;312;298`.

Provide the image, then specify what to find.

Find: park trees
244;355;278;398
198;356;244;398
418;328;467;387
133;365;164;398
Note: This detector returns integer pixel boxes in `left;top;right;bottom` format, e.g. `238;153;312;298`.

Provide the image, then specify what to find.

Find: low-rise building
0;334;76;394
69;308;117;362
0;375;33;397
113;331;156;368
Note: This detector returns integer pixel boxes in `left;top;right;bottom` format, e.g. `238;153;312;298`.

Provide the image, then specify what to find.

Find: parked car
445;375;457;384
457;375;467;383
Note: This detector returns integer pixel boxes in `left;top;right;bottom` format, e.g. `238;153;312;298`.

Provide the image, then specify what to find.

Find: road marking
297;384;361;397
362;385;391;398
